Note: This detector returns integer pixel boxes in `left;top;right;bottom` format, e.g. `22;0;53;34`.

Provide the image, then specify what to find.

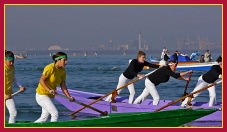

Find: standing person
105;50;159;104
5;50;26;124
172;51;179;64
181;56;222;107
133;60;192;105
159;51;170;67
161;47;168;60
204;50;212;62
35;52;75;123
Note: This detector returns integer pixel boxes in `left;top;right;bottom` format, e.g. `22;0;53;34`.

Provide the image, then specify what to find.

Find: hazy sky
5;5;222;50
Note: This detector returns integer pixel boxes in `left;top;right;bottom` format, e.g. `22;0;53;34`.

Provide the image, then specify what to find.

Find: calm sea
5;52;222;126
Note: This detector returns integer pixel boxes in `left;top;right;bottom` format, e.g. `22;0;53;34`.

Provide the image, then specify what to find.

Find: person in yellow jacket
5;50;26;124
35;52;75;123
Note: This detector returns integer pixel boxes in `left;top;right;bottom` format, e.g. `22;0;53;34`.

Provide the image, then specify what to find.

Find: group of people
5;50;75;123
160;47;213;64
106;50;222;107
5;50;222;124
190;50;212;63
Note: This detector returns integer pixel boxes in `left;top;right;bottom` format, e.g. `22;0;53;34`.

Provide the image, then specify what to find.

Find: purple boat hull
55;88;222;126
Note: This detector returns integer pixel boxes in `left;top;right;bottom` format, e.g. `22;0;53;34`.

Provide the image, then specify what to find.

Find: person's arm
177;70;192;81
39;74;55;94
14;77;26;92
60;81;75;101
145;61;159;68
180;70;192;77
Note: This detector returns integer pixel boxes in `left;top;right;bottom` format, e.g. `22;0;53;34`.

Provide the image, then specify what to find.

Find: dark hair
137;50;146;58
5;50;14;57
216;56;222;63
52;52;67;62
168;60;177;64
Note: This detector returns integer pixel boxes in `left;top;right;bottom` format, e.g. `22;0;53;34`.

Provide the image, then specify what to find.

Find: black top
164;54;170;61
147;65;181;86
202;65;222;83
173;53;178;64
123;59;159;79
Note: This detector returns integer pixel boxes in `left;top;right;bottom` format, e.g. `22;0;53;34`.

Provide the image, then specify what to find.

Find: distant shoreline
10;49;222;56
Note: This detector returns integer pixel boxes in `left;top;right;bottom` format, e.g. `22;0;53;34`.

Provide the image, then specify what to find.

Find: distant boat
149;55;217;71
49;53;52;57
73;52;76;56
14;53;27;59
84;51;87;57
123;51;126;56
94;52;98;56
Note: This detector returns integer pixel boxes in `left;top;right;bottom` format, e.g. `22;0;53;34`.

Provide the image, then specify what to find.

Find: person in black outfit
173;51;179;64
181;56;222;107
133;60;192;105
164;51;170;62
105;50;159;104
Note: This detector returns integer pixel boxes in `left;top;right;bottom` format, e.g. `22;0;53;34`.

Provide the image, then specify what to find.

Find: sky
5;5;222;51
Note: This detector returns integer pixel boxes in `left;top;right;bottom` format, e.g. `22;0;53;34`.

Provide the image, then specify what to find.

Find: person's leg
105;74;128;102
207;86;216;107
127;81;135;104
34;93;58;123
145;78;160;105
6;99;17;124
133;87;149;104
181;75;208;106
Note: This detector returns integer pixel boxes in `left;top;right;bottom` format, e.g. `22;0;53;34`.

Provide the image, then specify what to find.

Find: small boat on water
149;55;217;71
54;88;222;126
5;108;217;127
14;53;28;59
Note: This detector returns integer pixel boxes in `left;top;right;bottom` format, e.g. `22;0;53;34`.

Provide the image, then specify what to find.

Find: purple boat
55;87;222;126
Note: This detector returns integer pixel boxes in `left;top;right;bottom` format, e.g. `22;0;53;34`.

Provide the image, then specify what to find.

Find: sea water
5;52;222;126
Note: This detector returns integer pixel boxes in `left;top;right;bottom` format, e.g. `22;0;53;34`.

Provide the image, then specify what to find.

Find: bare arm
60;81;75;101
14;77;26;92
177;70;193;81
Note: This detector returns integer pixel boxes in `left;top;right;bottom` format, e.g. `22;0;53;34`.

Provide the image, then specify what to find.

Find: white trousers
34;93;58;123
133;78;160;105
6;98;17;124
181;75;216;107
105;73;135;104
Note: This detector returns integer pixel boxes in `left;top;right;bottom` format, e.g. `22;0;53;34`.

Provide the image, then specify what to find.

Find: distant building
48;45;62;50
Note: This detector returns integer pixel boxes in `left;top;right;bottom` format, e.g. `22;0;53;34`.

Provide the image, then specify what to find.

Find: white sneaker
180;103;187;107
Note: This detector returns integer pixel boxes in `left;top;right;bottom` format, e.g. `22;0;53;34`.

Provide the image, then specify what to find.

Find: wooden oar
70;68;159;116
181;72;193;102
183;72;193;96
56;94;108;117
155;80;222;112
5;90;22;100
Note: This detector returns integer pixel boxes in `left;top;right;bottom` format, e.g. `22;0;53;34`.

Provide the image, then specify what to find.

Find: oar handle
5;90;22;100
70;68;159;116
155;80;222;112
183;72;193;95
56;94;108;116
12;90;22;96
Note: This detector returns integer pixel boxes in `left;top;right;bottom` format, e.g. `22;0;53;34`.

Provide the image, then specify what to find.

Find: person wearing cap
105;50;160;104
5;50;26;124
133;60;192;105
35;52;75;123
181;56;222;107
